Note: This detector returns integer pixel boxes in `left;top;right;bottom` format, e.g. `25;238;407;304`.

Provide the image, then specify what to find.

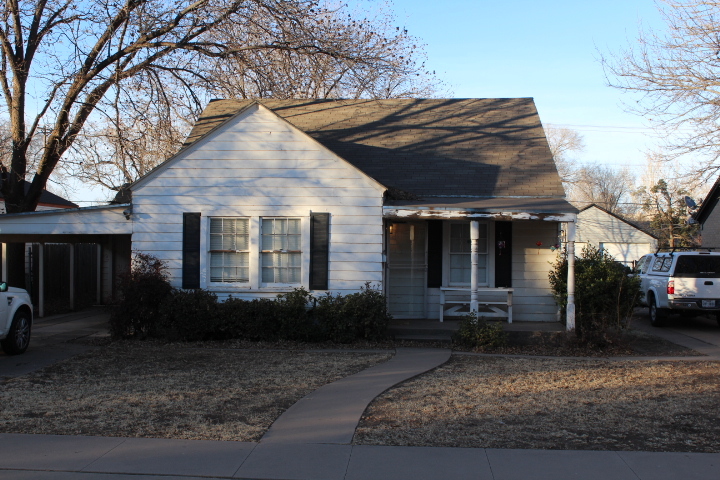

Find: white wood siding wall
0;206;132;235
576;207;656;264
511;221;561;322
131;104;384;298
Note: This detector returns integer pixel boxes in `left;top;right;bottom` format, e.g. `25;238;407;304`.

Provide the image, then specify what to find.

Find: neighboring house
0;180;78;213
695;176;720;247
575;204;658;266
0;99;577;321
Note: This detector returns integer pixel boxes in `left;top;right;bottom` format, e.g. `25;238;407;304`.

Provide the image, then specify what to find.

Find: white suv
0;282;33;355
635;251;720;327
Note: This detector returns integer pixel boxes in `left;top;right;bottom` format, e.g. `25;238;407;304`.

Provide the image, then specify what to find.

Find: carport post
1;243;6;281
566;221;576;331
69;244;75;310
96;244;102;305
38;242;45;318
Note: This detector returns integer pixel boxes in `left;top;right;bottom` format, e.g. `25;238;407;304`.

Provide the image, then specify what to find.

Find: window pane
262;252;301;284
210;218;248;252
210;252;248;283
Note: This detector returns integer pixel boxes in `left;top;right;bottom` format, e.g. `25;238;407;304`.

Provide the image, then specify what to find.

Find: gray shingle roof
185;98;566;199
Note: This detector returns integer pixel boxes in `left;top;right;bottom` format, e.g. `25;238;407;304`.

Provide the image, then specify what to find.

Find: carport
0;204;133;316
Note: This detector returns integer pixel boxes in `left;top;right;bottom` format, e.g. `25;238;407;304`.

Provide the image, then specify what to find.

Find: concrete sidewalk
1;433;719;479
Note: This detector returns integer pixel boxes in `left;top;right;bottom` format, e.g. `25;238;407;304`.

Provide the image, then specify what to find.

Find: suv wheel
649;296;667;327
1;310;31;355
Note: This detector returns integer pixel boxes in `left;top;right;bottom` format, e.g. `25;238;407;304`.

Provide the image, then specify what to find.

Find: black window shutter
494;221;512;288
182;212;201;289
427;220;443;288
310;212;330;290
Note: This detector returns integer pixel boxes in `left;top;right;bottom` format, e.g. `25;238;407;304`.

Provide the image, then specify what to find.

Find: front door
387;222;427;318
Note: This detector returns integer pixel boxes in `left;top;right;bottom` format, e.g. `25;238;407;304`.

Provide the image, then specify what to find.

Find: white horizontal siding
132;103;385;296
0;206;132;235
509;221;561;322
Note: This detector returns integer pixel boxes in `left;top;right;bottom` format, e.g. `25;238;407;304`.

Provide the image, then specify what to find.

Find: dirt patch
354;355;720;452
0;342;391;441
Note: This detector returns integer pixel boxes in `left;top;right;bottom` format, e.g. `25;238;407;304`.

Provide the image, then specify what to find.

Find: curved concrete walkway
261;347;451;444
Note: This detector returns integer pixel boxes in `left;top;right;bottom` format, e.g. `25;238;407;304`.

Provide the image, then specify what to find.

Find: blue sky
73;0;670;203
389;0;665;171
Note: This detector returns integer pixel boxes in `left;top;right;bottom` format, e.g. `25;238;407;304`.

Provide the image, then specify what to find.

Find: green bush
549;245;642;346
109;252;173;339
342;283;391;341
111;256;392;343
158;289;221;341
453;313;507;348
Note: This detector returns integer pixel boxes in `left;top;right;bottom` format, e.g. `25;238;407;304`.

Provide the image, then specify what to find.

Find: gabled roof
579;204;658;239
183;98;566;201
0;180;78;209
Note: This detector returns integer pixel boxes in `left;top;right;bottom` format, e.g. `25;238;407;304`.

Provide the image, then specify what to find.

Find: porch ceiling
383;196;577;221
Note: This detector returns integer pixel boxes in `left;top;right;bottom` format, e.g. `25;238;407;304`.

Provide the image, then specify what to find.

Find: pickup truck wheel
1;310;31;355
649;299;667;327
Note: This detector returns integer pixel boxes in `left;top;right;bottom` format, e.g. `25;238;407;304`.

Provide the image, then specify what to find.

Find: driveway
0;307;109;380
631;307;720;357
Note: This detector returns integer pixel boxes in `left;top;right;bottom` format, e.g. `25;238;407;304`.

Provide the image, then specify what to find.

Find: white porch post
566;221;576;331
470;220;479;314
38;243;45;318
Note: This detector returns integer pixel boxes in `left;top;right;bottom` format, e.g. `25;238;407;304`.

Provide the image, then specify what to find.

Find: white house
0;99;578;321
575;204;658;266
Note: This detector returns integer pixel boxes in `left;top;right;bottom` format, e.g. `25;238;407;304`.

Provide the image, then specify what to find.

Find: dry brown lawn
355;355;720;452
0;342;391;441
3;340;720;452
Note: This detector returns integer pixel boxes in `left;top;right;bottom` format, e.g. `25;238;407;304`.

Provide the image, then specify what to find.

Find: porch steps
388;319;461;344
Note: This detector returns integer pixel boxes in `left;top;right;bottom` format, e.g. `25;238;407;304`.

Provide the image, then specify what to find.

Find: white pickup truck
635;251;720;327
0;282;34;355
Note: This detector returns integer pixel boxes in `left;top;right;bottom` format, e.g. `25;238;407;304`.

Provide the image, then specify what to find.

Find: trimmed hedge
110;254;391;343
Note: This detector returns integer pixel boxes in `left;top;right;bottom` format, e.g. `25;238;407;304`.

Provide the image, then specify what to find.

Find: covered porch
382;197;578;327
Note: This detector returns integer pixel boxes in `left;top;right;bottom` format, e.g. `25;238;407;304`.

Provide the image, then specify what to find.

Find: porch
382;198;577;324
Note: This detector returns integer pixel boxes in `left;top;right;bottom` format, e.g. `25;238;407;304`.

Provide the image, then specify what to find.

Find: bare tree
601;0;720;181
569;164;636;214
52;1;443;192
545;125;585;187
1;0;441;211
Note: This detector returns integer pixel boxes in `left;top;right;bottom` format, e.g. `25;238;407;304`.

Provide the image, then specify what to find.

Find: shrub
342;283;391;341
313;292;355;343
549;245;642;346
109;252;173;339
110;254;392;343
453;313;507;348
275;288;317;341
158;289;221;341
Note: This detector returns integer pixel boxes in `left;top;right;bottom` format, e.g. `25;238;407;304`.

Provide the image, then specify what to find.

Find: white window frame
207;217;251;285
260;217;303;286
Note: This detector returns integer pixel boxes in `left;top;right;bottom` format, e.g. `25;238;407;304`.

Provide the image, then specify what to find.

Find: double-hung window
261;217;302;283
449;222;488;285
209;218;249;283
